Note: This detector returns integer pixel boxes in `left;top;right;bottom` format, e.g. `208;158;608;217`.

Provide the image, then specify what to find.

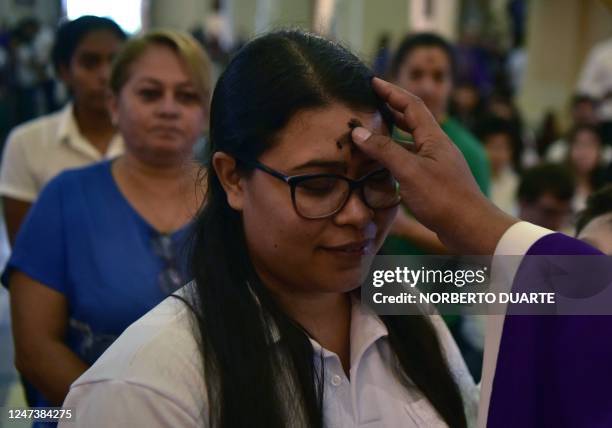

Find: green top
381;117;490;256
440;117;490;196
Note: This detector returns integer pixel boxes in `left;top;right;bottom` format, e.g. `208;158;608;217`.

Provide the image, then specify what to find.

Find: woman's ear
212;152;245;210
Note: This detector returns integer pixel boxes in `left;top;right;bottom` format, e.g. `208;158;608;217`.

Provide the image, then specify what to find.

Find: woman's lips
322;239;375;256
151;126;183;137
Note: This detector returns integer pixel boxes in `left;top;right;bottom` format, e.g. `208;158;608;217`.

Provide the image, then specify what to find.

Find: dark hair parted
571;93;597;109
566;123;602;146
518;163;576;203
566;124;607;190
475;115;516;144
187;29;467;428
51;15;127;73
390;32;456;79
576;184;612;235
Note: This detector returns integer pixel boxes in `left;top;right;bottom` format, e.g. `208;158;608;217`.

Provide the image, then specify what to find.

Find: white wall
333;0;409;61
148;0;208;31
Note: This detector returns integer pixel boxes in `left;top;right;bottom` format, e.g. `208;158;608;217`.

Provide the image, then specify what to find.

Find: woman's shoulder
63;283;207;425
52;160;112;186
40;161;113;199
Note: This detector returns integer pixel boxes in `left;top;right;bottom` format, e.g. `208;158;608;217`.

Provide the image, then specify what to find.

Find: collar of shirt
307;294;389;370
56;102;124;160
260;291;389;368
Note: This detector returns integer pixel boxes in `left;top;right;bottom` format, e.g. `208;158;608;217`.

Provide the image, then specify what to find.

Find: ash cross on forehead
336;118;363;150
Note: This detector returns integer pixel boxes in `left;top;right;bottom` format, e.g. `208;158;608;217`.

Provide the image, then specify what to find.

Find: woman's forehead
260;104;387;167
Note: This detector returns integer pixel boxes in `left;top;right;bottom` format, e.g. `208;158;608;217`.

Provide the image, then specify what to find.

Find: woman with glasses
60;30;478;427
4;30;210;408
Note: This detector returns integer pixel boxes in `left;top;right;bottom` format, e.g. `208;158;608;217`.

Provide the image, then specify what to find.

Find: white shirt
577;38;612;121
0;103;123;202
490;167;519;216
61;287;479;427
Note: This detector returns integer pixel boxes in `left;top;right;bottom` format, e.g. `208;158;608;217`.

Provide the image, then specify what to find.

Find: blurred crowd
0;17;61;144
371;25;612;382
372;28;612;237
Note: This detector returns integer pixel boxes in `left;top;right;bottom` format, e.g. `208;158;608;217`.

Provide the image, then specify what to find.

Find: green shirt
441;117;490;196
382;117;490;256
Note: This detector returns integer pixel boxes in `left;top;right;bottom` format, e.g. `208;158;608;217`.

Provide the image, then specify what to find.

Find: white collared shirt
60;287;479;427
0;103;123;202
490;167;519;216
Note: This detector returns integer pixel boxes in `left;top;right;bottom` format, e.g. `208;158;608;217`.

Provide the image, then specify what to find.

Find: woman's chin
317;270;369;294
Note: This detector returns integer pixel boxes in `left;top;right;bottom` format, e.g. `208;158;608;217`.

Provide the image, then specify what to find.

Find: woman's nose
333;189;375;229
156;93;180;117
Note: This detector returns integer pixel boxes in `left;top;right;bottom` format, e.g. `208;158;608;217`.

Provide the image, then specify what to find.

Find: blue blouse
3;160;192;406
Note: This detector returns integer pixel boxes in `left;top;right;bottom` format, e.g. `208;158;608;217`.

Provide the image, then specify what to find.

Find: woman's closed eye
138;88;162;101
297;177;340;195
176;90;201;104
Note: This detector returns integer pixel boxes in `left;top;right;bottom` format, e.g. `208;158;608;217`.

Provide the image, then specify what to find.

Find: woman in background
61;30;477;428
0;16;127;244
5;30;210;407
566;124;606;212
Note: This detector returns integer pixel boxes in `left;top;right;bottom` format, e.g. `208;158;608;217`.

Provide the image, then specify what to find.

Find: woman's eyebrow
289;159;347;173
134;77;195;88
134;77;162;86
175;82;197;89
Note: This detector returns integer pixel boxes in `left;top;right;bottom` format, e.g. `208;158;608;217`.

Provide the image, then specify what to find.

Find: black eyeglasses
240;158;401;219
151;233;184;294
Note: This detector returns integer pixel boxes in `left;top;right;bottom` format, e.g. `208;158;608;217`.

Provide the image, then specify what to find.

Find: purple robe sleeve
488;233;612;428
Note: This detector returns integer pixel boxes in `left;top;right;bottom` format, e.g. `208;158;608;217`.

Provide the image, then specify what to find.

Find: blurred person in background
534;110;560;159
4;30;210;408
390;32;490;195
11;17;55;123
576;36;612;144
384;32;490;256
372;32;391;78
546;94;612;164
486;91;530;168
575;184;612;254
571;94;599;126
476;116;519;215
0;16;127;245
565;124;607;212
517;163;575;231
454;29;497;97
449;81;484;133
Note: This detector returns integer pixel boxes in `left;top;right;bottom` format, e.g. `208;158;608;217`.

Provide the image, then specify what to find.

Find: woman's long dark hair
188;30;467;428
566;124;607;191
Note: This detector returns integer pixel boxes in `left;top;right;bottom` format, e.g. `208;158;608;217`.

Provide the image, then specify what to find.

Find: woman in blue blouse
4;30;211;407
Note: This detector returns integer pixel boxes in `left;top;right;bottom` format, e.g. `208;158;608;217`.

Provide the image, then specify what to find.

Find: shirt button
331;375;342;386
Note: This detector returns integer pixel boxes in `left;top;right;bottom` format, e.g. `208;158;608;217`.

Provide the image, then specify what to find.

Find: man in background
517;163;575;231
